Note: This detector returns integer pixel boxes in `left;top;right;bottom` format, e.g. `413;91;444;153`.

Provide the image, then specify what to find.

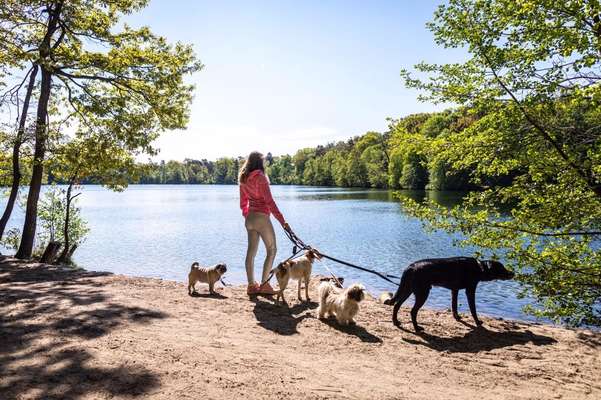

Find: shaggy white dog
318;281;365;325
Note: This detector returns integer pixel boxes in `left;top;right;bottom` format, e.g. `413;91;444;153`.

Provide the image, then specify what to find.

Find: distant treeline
119;109;505;189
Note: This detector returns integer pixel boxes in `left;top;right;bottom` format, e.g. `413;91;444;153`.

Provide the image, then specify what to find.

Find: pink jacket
239;170;285;225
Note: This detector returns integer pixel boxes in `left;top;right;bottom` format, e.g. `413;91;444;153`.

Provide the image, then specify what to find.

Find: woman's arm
239;185;249;217
259;175;285;225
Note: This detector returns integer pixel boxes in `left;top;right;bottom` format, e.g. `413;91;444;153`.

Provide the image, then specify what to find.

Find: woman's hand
282;222;291;232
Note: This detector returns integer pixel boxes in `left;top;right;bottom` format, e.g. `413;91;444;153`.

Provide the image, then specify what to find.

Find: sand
1;257;599;399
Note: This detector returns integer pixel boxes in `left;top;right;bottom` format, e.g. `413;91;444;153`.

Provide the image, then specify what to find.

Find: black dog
385;257;514;331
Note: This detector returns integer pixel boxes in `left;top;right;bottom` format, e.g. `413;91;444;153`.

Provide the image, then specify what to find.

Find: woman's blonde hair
238;151;264;183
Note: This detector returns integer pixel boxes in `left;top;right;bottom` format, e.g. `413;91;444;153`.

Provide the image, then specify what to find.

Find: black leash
317;253;400;285
276;227;401;286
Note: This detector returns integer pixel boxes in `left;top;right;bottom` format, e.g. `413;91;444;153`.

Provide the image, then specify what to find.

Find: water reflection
288;187;469;206
395;189;469;208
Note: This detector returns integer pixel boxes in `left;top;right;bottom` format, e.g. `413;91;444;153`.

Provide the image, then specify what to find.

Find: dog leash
259;245;306;287
281;227;401;286
322;263;344;288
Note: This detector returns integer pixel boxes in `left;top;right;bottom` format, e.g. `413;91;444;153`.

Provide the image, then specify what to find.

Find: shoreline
73;261;555;329
1;257;600;399
3;255;595;332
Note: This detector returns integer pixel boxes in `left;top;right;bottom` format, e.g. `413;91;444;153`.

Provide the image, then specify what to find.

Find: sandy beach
1;257;599;400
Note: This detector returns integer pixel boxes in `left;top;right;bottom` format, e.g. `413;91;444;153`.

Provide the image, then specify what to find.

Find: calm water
4;185;539;322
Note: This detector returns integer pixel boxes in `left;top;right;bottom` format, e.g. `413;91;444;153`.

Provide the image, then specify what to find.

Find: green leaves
37;185;89;249
5;0;202;156
49;136;139;190
399;0;601;325
1;1;201;256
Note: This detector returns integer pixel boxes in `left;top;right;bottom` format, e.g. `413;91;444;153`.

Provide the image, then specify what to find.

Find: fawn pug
318;281;365;326
274;249;321;304
188;262;227;295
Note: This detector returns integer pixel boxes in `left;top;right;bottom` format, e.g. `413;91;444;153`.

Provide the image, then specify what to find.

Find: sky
126;0;464;161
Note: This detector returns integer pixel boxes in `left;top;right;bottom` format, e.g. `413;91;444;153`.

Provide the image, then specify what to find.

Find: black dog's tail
383;268;413;305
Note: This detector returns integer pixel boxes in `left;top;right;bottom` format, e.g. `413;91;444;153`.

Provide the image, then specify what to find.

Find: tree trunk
57;182;73;263
67;244;78;259
40;241;62;264
0;65;38;240
15;1;63;259
15;68;53;259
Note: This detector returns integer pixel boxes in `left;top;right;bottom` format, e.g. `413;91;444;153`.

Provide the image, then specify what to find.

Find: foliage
38;186;89;253
399;0;601;325
131;111;482;188
0;0;202;258
1;228;21;251
48;136;140;190
1;187;89;257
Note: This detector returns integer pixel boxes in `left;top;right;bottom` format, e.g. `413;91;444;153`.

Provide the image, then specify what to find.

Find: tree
213;157;237;184
293;148;315;180
0;2;44;241
357;132;389;188
3;0;201;258
266;155;295;184
0;65;38;240
400;0;601;325
48;136;138;263
37;185;89;261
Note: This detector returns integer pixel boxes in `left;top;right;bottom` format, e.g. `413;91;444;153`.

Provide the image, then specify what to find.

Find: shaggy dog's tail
318;281;334;305
384;267;413;305
191;262;200;271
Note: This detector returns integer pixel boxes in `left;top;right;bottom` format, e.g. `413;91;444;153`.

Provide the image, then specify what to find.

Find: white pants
245;212;277;284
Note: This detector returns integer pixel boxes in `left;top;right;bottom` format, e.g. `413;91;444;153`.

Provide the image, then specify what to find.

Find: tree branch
478;47;601;196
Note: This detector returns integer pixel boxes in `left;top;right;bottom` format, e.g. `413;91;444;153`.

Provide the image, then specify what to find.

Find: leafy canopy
400;0;601;325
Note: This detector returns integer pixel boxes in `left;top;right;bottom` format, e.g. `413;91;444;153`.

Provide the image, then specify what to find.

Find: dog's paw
475;319;484;326
453;314;462;321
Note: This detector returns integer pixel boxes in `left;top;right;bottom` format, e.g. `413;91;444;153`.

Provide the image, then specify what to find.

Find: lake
3;185;539;322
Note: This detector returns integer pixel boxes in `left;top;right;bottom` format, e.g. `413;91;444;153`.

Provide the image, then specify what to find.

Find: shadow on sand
400;323;557;353
251;297;317;335
320;317;383;343
0;257;167;399
251;296;382;343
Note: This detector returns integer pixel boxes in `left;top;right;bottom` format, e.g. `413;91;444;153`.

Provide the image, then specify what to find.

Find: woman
239;151;290;295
